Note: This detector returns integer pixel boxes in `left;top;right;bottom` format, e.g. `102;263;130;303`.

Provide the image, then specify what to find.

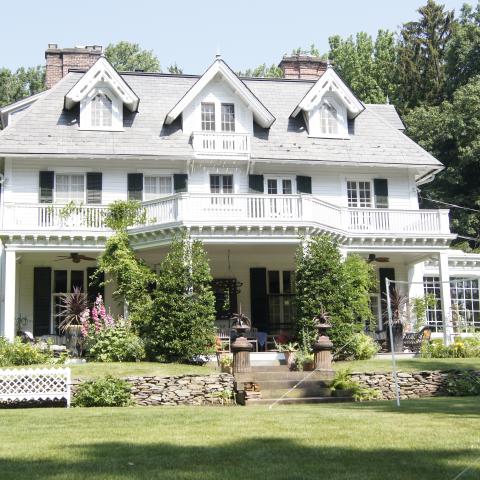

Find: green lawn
9;362;216;379
333;357;480;373
0;398;479;479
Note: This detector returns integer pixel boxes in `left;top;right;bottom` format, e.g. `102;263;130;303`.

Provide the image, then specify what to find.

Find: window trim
221;103;235;132
201;102;216;131
307;93;349;139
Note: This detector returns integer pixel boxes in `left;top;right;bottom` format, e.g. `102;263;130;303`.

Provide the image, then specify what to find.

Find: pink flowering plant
81;295;145;362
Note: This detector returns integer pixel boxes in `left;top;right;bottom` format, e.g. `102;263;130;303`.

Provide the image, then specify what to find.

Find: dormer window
319;102;338;135
91;93;112;128
201;103;215;131
79;87;124;131
221;103;235;132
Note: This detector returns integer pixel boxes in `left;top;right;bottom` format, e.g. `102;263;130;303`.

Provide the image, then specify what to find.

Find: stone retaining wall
72;374;235;406
350;370;479;400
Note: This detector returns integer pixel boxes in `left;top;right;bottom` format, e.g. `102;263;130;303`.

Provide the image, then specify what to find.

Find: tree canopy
104;41;161;72
0;66;45;109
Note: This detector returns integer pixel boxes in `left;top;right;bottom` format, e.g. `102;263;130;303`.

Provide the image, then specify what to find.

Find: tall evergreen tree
142;234;216;361
396;0;454;109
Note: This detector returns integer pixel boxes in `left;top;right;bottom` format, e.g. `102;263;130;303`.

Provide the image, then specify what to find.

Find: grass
333;357;480;373
0;397;479;479
7;362;215;379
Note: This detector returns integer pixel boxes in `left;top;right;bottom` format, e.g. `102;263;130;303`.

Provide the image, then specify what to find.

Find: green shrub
85;326;145;362
0;337;54;367
445;371;480;396
73;376;132;407
421;336;480;358
331;368;381;401
336;332;380;361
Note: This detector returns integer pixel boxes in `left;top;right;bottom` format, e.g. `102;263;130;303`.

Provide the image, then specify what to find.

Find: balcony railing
191;131;251;158
0;195;451;237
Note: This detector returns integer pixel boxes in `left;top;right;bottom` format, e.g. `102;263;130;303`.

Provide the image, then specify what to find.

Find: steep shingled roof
0;71;441;169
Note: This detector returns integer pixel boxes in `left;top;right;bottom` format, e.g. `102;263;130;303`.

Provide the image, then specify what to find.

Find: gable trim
165;58;276;128
64;56;139;112
291;67;364;118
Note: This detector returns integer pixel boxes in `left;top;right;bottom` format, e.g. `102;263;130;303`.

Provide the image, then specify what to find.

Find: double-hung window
268;270;296;330
201;103;215;131
266;178;293;195
144;175;173;201
55;174;85;203
347;180;372;208
221;103;235;132
91;93;113;128
210;175;233;194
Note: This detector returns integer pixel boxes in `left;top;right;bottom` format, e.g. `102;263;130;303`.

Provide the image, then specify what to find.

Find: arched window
319;102;338;135
91;93;112;127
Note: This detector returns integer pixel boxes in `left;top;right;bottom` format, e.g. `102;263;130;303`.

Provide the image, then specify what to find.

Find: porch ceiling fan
367;254;390;264
55;252;96;263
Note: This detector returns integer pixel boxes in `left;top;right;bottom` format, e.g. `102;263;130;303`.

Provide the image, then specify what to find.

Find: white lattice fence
0;368;71;407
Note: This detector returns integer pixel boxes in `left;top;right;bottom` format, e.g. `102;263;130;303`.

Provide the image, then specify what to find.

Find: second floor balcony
0;194;452;241
191;131;251;159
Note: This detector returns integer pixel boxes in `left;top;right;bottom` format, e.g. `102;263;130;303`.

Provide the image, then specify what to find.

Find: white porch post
3;248;16;341
438;251;453;345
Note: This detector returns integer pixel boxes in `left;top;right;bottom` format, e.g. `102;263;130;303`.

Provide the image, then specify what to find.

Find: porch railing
0;195;451;236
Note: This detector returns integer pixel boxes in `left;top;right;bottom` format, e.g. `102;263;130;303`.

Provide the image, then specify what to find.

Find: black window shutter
33;267;52;336
374;179;389;208
248;174;264;193
250;268;268;332
347;118;355;135
86;172;102;205
296;175;312;194
87;267;104;305
128;173;143;201
39;171;54;203
173;174;188;193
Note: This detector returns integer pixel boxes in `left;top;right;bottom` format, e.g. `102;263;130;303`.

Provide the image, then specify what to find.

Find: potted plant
293;349;315;371
331;369;357;397
57;286;89;358
275;341;299;368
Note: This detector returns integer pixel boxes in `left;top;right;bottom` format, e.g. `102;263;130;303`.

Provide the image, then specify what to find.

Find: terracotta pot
303;360;315;371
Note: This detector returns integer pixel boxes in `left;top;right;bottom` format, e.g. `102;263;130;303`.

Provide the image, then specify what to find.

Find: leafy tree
237;63;283;78
141;233;216;361
95;201;156;323
405;75;480;242
167;63;183;74
396;0;454;109
445;2;480;94
328;30;396;103
0;66;45;108
105;41;161;72
295;235;376;356
291;44;322;57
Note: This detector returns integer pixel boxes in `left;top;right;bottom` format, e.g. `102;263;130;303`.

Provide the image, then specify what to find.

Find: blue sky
0;0;469;74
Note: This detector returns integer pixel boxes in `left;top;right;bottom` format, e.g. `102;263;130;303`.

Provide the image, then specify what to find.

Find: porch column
438;251;453;345
3;248;16;341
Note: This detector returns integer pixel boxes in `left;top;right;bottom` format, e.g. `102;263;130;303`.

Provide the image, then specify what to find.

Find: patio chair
403;326;432;353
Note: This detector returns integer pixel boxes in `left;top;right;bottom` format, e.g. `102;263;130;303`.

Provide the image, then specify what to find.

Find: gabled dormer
165;57;275;157
64;56;139;131
291;66;364;139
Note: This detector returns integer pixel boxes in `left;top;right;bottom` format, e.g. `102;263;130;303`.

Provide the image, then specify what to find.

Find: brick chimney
278;55;329;80
45;44;103;88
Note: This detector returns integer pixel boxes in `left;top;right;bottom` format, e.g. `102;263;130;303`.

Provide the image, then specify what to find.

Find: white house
0;45;477;344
